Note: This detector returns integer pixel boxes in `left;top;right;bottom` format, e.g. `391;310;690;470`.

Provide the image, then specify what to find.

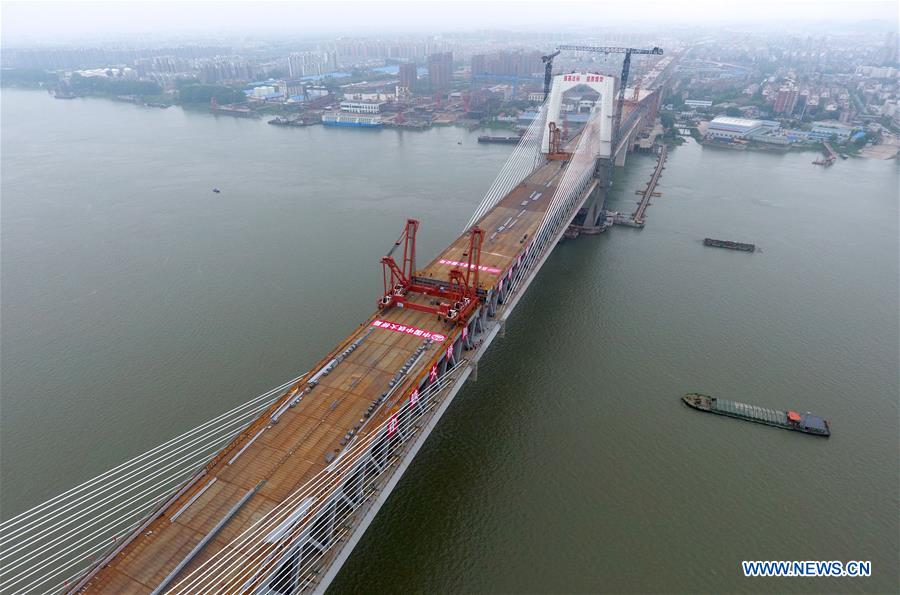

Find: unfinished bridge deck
79;154;571;593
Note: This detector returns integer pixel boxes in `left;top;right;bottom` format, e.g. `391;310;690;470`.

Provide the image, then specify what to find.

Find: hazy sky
2;0;897;44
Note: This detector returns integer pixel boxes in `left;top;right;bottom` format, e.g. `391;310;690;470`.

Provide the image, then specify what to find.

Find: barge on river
704;237;755;252
682;393;830;437
477;135;522;144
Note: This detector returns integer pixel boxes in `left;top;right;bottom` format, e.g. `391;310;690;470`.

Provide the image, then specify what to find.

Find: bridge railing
163;357;471;594
3;103;612;595
173;111;609;592
0;373;312;595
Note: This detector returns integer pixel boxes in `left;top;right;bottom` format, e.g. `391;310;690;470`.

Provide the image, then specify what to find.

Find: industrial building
248;85;280;100
706;116;764;140
808;122;861;141
340;100;385;114
277;79;306;99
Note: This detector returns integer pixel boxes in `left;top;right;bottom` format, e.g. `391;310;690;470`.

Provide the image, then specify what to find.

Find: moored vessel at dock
322;111;383;128
682;393;830;436
268;115;316;127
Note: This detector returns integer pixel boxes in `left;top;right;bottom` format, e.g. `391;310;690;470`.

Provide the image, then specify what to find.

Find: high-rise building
288;53;303;78
428;52;453;91
774;88;798;115
882;31;898;66
471;54;486;76
398;62;417;91
792;93;808;118
469;51;542;79
288;51;334;78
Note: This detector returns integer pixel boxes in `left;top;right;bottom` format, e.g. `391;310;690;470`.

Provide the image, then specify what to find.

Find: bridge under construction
0;47;678;595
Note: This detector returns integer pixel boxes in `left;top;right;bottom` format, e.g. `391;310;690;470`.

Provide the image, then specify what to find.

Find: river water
2;88;898;593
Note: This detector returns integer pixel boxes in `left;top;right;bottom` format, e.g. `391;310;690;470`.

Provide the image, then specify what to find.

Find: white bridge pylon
541;72;616;159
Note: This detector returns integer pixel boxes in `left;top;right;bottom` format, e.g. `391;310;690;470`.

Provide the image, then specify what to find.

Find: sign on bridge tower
541;72;616;160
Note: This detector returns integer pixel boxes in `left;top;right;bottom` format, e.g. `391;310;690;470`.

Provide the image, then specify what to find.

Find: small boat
682;393;830;437
212;188;221;194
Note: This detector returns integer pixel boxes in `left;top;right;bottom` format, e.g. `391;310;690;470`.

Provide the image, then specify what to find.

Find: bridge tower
541;72;615;156
540;72;617;230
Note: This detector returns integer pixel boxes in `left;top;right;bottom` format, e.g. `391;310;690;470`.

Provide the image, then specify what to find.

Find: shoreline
4;86;513;133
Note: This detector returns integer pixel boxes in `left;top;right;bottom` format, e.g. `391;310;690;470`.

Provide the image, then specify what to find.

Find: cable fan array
0;99;610;595
465;102;549;230
164;361;468;594
0;373;306;595
168;112;608;592
510;109;606;296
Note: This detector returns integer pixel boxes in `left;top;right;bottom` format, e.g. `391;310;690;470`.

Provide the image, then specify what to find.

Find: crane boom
541;50;560;100
556;45;663;56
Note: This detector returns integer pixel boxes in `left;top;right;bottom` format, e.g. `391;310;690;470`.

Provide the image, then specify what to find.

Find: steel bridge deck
79;155;571;594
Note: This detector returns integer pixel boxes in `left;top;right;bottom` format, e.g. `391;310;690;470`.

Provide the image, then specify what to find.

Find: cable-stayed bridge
0;55;676;595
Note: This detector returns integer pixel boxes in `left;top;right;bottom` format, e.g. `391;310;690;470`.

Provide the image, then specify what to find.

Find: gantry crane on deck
379;219;484;325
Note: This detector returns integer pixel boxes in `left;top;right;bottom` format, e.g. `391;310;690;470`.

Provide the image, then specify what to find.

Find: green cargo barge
682;393;830;437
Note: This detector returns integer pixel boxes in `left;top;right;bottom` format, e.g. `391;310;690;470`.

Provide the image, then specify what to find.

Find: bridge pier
583;165;611;228
51;73;696;595
615;120;644;167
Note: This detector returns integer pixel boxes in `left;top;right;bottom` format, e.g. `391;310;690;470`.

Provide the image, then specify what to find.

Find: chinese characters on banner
438;259;502;275
562;74;603;82
371;320;446;342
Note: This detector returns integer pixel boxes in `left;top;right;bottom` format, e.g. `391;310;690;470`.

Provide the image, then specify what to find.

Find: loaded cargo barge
704;237;755;252
478;135;522;144
268;116;317;127
682;393;830;436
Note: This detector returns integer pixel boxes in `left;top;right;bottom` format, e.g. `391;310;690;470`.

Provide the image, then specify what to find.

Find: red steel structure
379;220;483;325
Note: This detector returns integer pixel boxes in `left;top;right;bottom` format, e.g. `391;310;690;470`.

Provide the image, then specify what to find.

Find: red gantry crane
379;219;484;325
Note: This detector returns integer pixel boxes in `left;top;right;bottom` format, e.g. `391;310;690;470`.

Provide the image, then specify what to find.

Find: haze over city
1;1;898;594
2;0;897;43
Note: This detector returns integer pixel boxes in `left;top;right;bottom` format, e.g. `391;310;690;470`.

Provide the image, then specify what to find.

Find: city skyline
2;0;897;45
1;1;898;593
